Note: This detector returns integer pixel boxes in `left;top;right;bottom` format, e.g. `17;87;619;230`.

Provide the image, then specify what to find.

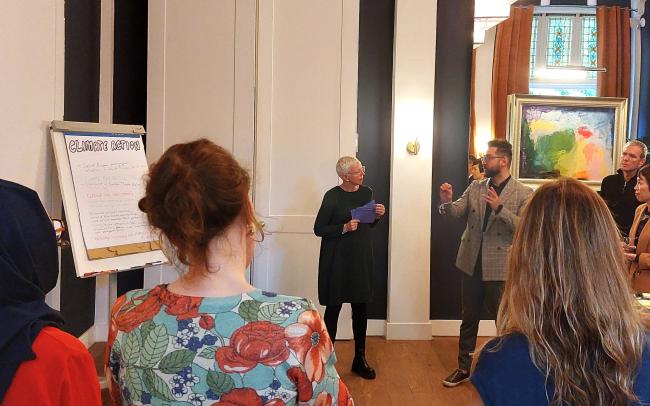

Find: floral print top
105;285;353;406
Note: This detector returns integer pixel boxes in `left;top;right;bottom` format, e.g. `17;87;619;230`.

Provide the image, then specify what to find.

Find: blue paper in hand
351;200;377;224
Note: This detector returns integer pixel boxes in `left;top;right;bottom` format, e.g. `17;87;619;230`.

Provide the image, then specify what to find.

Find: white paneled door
253;0;360;339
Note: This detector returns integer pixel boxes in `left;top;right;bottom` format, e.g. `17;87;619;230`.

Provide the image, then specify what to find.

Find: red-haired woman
105;139;352;406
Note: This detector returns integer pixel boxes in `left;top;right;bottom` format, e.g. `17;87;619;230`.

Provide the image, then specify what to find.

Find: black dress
314;185;377;306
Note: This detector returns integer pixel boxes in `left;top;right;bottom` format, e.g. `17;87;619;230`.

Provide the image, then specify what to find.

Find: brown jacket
627;203;650;293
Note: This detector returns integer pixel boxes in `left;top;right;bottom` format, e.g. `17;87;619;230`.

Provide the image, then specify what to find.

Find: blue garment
471;333;650;406
0;179;64;402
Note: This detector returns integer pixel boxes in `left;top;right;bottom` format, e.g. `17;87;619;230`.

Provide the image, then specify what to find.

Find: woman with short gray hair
314;156;385;379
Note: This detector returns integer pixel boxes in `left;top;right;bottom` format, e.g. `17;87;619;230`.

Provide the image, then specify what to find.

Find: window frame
530;6;597;89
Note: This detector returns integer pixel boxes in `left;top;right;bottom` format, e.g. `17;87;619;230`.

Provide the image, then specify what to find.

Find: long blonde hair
497;178;648;405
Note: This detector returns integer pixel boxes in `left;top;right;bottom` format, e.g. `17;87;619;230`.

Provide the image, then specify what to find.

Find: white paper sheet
65;133;153;250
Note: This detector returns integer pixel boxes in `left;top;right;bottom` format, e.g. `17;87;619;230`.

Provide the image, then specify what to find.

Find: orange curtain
597;6;631;99
491;6;533;140
469;49;477;157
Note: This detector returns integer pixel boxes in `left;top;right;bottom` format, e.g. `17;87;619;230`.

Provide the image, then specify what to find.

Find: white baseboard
332;319;497;340
386;322;433;340
77;325;96;349
367;320;385;336
431;319;497;337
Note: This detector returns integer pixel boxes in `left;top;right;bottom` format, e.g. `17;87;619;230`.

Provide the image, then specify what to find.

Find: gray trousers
458;262;504;371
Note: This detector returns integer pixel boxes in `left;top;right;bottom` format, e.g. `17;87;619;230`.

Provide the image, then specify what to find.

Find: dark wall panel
638;9;650;143
62;0;101;337
113;0;148;296
357;0;395;319
430;0;475;319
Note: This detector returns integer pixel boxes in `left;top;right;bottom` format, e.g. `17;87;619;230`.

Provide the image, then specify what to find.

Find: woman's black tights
323;303;368;354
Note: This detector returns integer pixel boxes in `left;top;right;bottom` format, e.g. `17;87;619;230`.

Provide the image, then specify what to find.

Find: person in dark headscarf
0;179;100;405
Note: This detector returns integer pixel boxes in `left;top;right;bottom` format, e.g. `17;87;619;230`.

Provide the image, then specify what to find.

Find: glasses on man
350;166;366;175
481;155;504;163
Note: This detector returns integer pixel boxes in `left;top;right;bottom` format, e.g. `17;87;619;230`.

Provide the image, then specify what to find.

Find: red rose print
287;366;313;401
215;321;289;373
199;314;215;330
211;388;285;406
157;286;203;319
211;388;262;406
314;392;333;406
112;288;163;333
285;310;333;382
338;379;353;406
265;399;286;406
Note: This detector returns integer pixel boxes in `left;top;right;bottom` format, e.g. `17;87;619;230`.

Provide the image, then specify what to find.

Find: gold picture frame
507;94;628;189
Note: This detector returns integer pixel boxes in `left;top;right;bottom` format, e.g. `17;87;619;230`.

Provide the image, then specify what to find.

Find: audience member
625;164;650;293
0;179;101;405
470;178;650;406
601;140;647;237
468;156;485;186
105;139;352;405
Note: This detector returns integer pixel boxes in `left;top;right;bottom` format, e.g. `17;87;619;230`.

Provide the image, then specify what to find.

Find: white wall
386;0;437;340
0;2;64;212
0;1;65;309
141;0;446;341
253;0;362;338
473;26;497;155
146;0;257;287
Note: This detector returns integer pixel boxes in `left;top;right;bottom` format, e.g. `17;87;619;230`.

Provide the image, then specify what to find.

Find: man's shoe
442;369;470;387
351;355;376;380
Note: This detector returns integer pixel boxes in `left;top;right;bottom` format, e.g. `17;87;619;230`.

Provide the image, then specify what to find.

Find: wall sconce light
406;139;420;155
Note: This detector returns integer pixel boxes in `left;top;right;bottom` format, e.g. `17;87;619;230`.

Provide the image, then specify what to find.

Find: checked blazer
440;177;533;281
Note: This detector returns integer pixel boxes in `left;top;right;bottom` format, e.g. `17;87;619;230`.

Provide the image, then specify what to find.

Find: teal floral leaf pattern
139;319;156;342
124;366;144;402
239;300;263;322
257;303;286;324
142;369;174;401
111;339;122;361
198;346;217;359
141;324;168;367
123;331;141;364
158;349;196;374
206;370;235;395
107;287;353;405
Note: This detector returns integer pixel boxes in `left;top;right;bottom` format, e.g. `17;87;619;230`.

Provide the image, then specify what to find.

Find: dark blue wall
430;0;475;319
357;0;395;319
638;9;650;142
62;0;101;337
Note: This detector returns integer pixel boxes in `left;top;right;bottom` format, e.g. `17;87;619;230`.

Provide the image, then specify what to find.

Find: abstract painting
507;95;628;187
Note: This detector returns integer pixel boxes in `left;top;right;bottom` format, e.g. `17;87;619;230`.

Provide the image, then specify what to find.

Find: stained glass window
530;16;539;77
581;16;598;79
529;12;598;97
546;16;573;66
529;87;597;97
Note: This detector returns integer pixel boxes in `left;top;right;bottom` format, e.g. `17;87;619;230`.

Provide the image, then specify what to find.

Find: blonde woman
469;178;650;405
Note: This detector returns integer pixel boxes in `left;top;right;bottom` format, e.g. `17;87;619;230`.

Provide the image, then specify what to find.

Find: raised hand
439;183;453;204
481;187;502;210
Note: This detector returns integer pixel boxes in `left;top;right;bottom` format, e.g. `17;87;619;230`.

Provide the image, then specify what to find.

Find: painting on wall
507;94;628;188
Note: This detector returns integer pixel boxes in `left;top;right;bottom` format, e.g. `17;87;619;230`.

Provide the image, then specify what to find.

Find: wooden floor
334;337;487;406
93;336;488;406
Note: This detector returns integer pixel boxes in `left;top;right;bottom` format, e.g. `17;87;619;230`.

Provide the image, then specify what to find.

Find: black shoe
351;355;376;379
442;369;470;387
